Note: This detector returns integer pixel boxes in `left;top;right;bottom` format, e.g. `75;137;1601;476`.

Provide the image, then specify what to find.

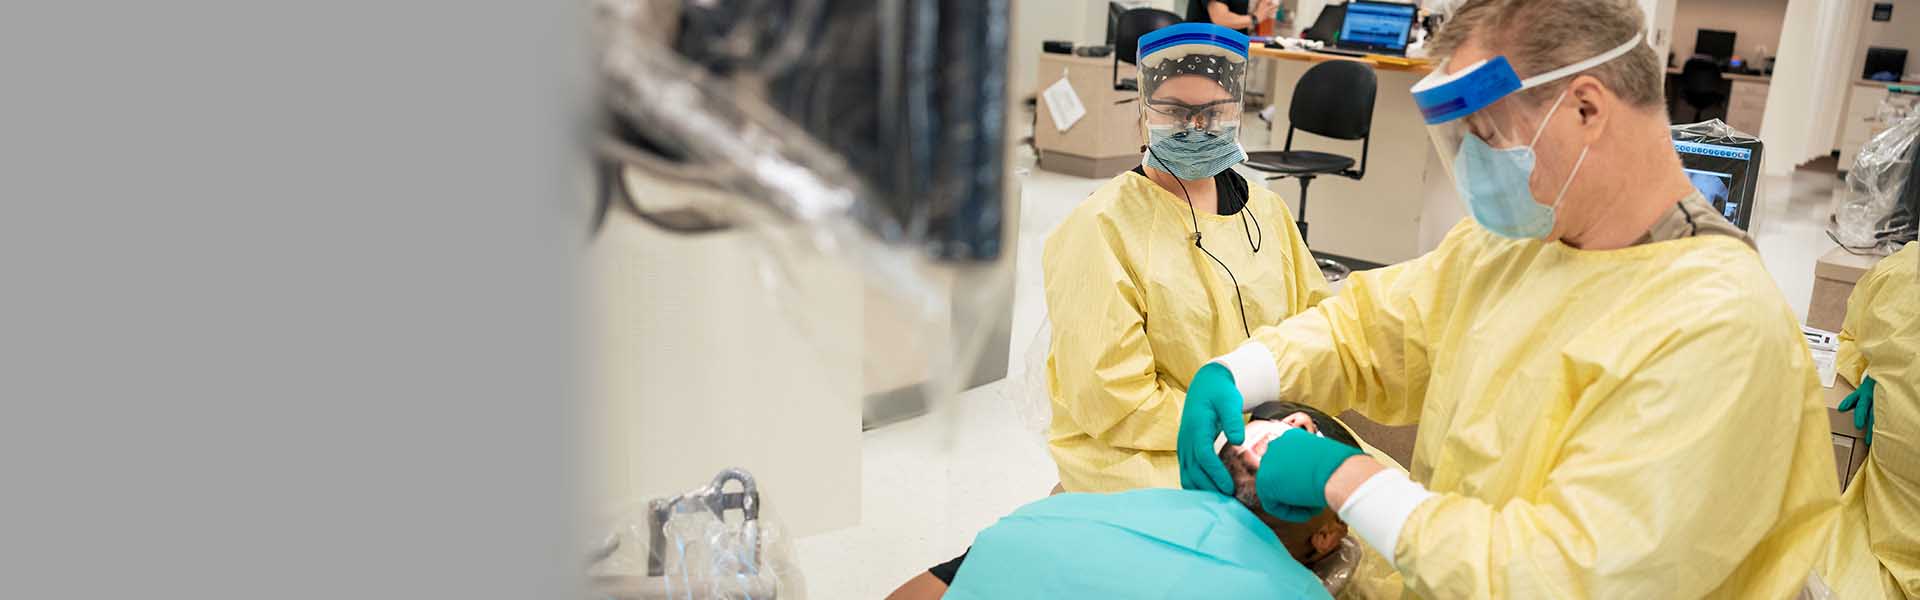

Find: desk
1826;380;1870;489
1250;47;1436;74
1249;45;1458;265
1033;52;1142;178
1665;67;1772;134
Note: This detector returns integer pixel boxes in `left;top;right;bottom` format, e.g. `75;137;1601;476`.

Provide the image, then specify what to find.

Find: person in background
1176;0;1838;597
1042;23;1328;494
1188;0;1282;35
1817;241;1919;599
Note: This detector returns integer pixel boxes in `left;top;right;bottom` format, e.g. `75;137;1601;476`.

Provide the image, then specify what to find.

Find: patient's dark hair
1248;401;1358;449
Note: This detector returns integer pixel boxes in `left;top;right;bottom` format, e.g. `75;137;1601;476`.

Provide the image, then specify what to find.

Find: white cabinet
1725;78;1770;136
1839;83;1920;171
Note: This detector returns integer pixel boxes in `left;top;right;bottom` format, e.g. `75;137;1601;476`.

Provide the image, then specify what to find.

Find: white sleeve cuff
1335;469;1435;569
1210;341;1280;406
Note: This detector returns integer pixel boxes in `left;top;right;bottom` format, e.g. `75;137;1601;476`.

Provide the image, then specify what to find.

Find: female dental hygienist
1177;0;1839;597
1041;23;1329;493
1817;241;1918;599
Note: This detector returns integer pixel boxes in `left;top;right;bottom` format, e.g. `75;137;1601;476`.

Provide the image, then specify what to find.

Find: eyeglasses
1145;98;1241;130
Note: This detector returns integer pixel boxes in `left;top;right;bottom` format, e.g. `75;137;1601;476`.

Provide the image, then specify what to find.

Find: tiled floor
790;129;1844;598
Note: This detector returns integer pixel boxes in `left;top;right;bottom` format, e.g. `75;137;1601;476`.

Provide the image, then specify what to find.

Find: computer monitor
1672;138;1763;230
1337;1;1417;55
1694;29;1736;63
1864;47;1909;81
1303;3;1347;44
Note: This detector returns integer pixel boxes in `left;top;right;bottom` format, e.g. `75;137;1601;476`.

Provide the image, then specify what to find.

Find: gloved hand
1179;363;1246;495
1253;428;1366;522
1839;376;1877;445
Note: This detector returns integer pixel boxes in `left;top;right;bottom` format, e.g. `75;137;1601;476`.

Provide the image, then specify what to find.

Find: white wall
1010;0;1184;101
1645;0;1679;60
1851;0;1920;80
1671;0;1790;62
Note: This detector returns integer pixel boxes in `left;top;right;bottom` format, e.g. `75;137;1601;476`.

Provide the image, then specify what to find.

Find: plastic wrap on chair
1013;316;1055;449
1312;537;1364;597
1833;101;1920;254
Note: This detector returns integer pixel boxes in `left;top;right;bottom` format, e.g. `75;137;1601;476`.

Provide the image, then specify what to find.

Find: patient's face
1220;413;1348;566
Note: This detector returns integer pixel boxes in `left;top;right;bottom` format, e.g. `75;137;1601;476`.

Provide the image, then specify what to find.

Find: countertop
1663;66;1771;83
1250;44;1436;74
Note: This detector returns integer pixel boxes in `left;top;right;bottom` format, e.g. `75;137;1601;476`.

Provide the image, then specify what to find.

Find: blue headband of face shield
1410;33;1644;125
1137;23;1251;63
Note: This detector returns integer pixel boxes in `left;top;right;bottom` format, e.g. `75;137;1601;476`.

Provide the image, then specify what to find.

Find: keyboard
1309;47;1369;58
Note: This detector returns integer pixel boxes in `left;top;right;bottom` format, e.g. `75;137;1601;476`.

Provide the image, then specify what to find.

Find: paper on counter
1042;77;1085;132
1803;325;1839;388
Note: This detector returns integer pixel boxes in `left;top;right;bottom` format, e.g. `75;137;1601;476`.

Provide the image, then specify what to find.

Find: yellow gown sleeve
1042;214;1185;451
1834;261;1881;388
1393;316;1824;599
1275;194;1334;313
1242;225;1457;426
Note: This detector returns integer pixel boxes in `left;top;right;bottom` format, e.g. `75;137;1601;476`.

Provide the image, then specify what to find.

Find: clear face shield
1411;33;1644;173
1138;24;1249;138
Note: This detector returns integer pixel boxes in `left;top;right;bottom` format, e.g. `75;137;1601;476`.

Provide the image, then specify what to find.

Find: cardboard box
1807;247;1884;332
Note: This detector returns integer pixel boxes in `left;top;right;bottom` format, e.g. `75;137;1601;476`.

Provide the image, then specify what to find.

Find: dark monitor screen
1303;4;1347;44
1673;139;1760;230
1338;1;1417;53
1695;29;1736;62
1865;47;1909;81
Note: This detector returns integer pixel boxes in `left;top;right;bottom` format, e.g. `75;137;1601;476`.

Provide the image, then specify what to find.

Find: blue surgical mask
1452;89;1590;239
1146;125;1246;180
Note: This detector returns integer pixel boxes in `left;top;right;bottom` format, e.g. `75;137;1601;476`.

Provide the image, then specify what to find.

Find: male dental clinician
1175;1;1838;597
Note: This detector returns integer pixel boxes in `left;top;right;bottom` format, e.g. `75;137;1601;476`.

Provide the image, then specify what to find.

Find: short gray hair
1429;0;1664;109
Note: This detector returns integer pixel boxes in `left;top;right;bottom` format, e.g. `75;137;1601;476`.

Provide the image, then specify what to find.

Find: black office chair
1243;59;1376;281
1679;57;1726;122
1113;8;1183;95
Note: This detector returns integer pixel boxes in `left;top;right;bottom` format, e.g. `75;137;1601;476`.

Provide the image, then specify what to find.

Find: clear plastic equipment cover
592;469;804;599
1834;99;1920;255
591;0;1017;417
591;0;1008;261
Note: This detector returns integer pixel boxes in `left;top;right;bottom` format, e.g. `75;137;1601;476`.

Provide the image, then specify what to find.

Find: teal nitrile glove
1254;428;1366;522
1839;376;1877;445
1179;363;1247;495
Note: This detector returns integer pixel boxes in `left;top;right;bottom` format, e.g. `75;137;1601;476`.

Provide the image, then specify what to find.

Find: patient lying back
888;402;1358;599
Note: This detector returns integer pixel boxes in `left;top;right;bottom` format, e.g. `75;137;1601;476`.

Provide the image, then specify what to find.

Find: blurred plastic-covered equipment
587;0;1018;540
1833;100;1920;255
591;468;803;599
590;0;1016;405
591;0;1009;261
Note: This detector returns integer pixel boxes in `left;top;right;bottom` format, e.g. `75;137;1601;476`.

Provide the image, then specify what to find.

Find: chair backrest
1117;8;1182;66
1289;59;1377;141
1681;58;1722;95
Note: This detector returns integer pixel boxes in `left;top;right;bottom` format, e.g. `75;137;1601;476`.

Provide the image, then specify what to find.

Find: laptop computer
1334;1;1418;56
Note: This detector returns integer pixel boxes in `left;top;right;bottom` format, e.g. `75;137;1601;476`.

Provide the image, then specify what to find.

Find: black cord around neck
1151;151;1253;337
1242;209;1263;253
